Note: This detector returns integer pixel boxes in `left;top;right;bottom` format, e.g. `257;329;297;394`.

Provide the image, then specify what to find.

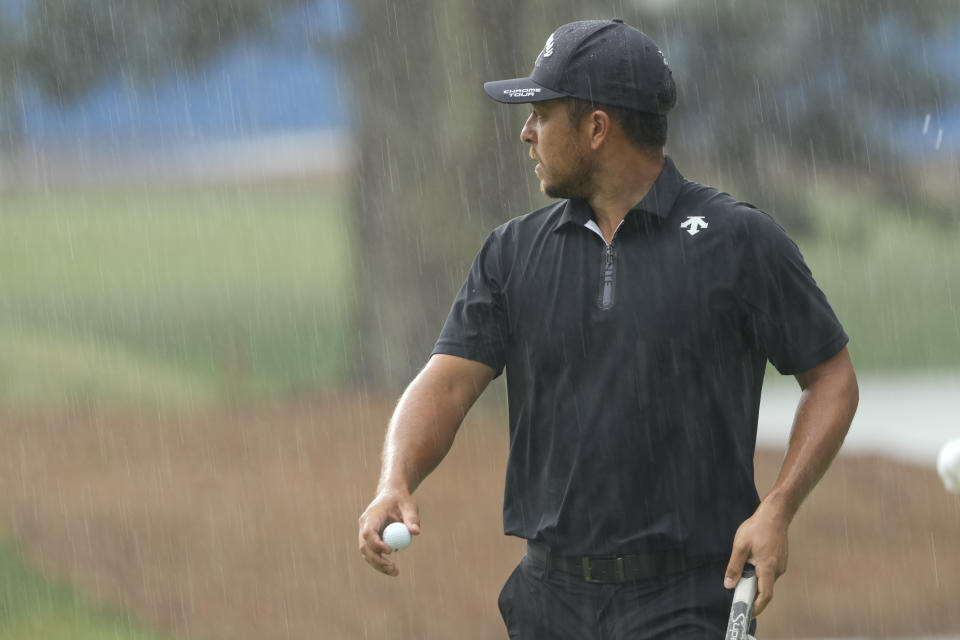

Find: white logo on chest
680;216;708;235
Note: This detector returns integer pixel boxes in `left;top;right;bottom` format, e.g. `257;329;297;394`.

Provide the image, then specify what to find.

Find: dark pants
498;552;757;639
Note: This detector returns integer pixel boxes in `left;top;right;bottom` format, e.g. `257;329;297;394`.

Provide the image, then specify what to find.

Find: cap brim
483;77;568;103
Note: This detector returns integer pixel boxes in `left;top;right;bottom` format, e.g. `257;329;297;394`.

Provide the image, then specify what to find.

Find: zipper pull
599;244;616;310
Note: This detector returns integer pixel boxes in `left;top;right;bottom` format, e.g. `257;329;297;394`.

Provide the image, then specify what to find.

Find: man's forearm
379;355;494;494
761;353;859;523
724;348;857;612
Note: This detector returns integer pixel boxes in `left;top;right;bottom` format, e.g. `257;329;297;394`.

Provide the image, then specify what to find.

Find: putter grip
724;565;758;640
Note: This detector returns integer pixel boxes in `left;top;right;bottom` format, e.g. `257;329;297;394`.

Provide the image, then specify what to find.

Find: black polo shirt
432;156;848;558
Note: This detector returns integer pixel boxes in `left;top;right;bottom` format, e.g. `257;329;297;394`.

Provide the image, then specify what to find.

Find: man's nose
520;112;536;144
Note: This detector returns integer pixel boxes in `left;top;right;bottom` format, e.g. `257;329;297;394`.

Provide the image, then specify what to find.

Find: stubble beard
542;148;598;201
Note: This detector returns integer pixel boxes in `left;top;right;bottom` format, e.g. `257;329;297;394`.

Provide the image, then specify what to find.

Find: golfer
359;19;858;638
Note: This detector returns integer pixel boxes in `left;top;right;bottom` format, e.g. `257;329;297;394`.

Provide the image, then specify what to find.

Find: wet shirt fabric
432;156;848;559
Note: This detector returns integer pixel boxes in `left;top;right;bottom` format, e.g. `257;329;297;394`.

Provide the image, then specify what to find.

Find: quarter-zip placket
584;218;623;311
599;241;616;310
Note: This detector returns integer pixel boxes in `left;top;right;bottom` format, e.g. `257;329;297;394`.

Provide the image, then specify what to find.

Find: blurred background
0;0;957;638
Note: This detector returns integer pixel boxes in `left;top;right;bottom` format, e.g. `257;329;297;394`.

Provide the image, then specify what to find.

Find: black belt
526;541;699;584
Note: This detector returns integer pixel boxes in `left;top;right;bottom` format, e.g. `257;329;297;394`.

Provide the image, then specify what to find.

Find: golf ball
383;522;412;551
937;439;960;495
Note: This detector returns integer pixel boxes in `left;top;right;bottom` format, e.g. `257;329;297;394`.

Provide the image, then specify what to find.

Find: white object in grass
937;439;960;495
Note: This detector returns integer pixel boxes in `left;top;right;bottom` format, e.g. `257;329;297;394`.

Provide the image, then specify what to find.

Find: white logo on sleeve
680;216;708;235
543;33;555;57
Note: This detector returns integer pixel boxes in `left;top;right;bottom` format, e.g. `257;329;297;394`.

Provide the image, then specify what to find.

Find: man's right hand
358;489;421;576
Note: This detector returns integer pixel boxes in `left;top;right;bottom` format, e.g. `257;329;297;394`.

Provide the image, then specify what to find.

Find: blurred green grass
0;178;957;410
0;539;168;640
0;181;351;409
801;184;960;372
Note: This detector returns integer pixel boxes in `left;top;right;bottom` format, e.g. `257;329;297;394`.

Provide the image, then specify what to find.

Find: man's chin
541;175;586;200
544;183;571;199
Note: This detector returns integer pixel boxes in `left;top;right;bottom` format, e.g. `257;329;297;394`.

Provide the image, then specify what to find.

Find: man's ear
587;109;612;150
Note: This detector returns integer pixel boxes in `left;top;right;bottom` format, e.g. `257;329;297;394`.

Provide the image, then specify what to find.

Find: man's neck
587;153;665;243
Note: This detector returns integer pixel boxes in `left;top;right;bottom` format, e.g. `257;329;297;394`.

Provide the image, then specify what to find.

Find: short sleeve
738;212;848;375
432;231;509;376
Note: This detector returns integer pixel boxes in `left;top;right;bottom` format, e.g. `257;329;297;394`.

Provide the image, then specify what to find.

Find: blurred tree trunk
344;1;579;389
0;24;24;150
0;78;23;149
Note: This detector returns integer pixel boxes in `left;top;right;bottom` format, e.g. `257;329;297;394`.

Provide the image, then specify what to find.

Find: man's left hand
723;503;789;617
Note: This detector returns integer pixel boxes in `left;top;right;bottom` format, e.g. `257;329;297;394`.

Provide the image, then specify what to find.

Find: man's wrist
757;491;797;525
376;475;413;496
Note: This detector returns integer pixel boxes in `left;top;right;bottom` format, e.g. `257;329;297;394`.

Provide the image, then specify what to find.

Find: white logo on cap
504;88;542;98
543;33;555;58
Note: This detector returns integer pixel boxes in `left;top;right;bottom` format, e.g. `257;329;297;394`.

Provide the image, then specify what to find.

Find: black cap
483;19;674;115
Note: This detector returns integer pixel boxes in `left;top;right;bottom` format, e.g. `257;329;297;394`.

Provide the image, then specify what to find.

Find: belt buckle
581;556;626;583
